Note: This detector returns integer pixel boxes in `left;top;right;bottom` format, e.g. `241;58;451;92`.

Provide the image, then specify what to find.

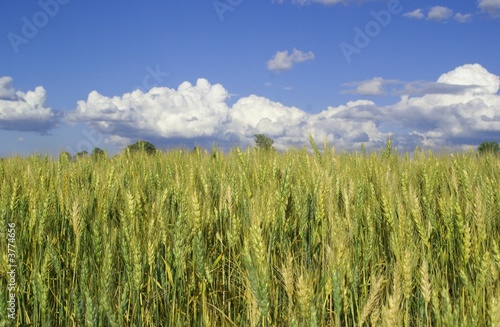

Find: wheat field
1;143;499;326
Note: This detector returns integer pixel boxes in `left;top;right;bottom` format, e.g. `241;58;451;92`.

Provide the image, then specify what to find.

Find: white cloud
389;64;500;145
404;7;472;22
427;6;454;21
400;82;477;96
0;77;16;100
306;100;388;148
5;64;499;153
403;9;425;19
260;64;499;150
478;0;500;17
105;135;131;149
437;63;500;94
343;77;393;96
454;13;473;23
291;49;316;63
0;76;59;132
267;51;294;72
67;78;231;139
228;94;309;148
70;79;386;151
357;79;386;96
266;48;315;73
67;64;500;152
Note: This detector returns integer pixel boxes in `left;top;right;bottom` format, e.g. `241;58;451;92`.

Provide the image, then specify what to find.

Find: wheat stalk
359;275;385;327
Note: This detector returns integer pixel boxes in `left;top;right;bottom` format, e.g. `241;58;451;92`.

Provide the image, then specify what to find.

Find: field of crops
1;144;499;326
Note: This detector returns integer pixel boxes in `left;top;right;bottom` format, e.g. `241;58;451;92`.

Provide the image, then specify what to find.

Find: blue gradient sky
1;0;499;156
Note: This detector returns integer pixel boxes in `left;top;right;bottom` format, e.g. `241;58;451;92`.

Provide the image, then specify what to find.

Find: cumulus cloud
68;78;389;151
228;95;309;148
331;65;499;150
342;77;398;96
266;48;315;73
400;82;478;96
344;77;484;98
67;78;231;139
437;64;500;93
105;135;132;149
478;0;500;17
388;64;500;147
404;7;472;22
0;76;59;132
427;6;454;21
228;97;388;150
403;9;425;19
0;77;17;100
454;13;473;23
306;100;388;148
1;64;491;154
67;64;500;152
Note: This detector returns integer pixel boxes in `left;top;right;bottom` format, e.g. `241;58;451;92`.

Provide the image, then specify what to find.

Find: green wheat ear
2;146;499;325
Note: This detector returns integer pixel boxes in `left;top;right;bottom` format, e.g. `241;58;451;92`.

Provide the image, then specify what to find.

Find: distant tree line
57;138;497;159
126;140;157;155
59;140;159;162
59;147;108;162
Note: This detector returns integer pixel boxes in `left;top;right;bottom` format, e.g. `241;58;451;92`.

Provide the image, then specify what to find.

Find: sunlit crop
1;144;499;326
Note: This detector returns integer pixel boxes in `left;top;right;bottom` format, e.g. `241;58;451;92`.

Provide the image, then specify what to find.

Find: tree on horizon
254;134;274;151
478;141;499;155
126;140;157;155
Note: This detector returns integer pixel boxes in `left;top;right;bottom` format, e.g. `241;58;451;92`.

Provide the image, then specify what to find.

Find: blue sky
1;0;499;156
